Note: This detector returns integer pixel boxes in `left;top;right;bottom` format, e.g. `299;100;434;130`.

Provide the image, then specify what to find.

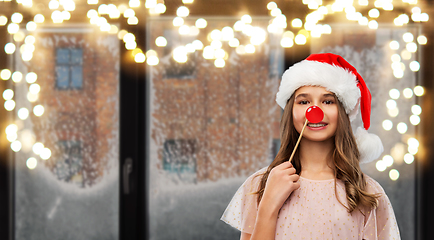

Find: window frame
55;48;84;90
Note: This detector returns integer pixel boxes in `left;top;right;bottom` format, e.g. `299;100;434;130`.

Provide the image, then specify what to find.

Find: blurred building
27;29;119;187
148;19;283;182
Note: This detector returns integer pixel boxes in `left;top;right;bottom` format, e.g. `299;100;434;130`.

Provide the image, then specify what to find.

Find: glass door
145;16;284;239
9;25;120;240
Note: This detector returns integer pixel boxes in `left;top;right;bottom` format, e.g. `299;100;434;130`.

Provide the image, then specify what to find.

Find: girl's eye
299;100;309;105
324;100;334;104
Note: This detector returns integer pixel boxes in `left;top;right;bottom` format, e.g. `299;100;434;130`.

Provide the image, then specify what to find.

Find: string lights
0;0;429;180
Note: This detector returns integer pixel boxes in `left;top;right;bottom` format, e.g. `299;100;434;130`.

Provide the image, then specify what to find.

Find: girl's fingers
276;161;292;170
288;174;300;182
283;167;296;175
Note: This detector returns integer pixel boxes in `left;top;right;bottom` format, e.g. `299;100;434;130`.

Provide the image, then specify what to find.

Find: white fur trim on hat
276;60;361;120
355;127;384;163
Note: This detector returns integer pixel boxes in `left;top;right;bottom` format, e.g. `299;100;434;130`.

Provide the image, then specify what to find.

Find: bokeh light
403;88;413;99
376;160;387;172
12;71;23;82
397;122;408;134
382;120;393;131
11;141;22;152
292;18;302;28
40;148;52;160
410;115;420;125
18;108;30;120
409;61;420;72
404;153;414;164
389;41;399;50
414;86;424;96
403;32;414;42
5;43;16;54
196;18;207;28
33;105;45;117
383;155;394;167
389;169;399;181
3;89;14;100
4;100;15;111
411;105;422;115
214;59;225;68
1;69;11;80
386;99;397;109
417;35;427;45
26;157;37;169
368;9;380;18
32;142;44;155
388;107;399;118
389;89;400;99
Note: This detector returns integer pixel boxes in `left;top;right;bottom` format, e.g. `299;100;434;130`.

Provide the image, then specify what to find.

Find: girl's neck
298;137;335;175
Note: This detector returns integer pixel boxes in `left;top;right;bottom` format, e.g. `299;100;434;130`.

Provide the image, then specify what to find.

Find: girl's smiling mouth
307;122;328;130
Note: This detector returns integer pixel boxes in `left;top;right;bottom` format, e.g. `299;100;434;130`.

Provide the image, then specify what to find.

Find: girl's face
292;86;338;142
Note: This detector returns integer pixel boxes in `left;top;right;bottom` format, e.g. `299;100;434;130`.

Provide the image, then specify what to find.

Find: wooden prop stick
287;106;324;164
288;119;308;164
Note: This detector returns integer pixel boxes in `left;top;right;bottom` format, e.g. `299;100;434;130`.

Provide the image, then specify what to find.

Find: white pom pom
355;127;384;164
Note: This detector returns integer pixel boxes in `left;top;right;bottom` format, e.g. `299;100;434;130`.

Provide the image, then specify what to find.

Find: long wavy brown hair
254;92;381;213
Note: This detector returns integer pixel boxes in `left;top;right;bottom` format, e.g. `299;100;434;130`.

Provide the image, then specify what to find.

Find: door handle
123;158;133;194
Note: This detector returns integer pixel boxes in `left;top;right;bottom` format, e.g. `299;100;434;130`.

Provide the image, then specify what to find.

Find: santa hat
276;53;383;163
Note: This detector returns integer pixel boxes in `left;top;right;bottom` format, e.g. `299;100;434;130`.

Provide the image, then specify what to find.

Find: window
162;30;196;79
54;140;83;186
162;139;197;182
56;48;83;89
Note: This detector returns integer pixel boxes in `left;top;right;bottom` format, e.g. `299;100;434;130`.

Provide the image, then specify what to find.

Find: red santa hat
276;53;383;163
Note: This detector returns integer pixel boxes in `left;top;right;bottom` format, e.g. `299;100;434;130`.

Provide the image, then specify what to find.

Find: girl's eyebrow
295;93;334;99
295;93;309;100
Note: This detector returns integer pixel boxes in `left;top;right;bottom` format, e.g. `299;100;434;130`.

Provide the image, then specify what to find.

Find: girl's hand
259;161;300;213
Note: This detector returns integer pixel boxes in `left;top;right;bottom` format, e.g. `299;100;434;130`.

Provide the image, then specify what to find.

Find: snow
15;156;119;240
97;35;120;59
149;174;246;240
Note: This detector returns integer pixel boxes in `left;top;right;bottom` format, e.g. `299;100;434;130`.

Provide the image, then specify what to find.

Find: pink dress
221;167;401;240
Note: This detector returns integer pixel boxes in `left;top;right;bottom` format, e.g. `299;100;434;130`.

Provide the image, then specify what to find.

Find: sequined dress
221;167;401;240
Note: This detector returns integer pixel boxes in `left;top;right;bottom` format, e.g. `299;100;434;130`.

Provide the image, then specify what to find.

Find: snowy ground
15;160;119;240
149;175;246;240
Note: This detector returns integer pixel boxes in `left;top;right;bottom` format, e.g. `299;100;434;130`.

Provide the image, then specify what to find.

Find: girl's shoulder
363;173;387;195
250;166;268;178
236;166;269;194
243;166;268;187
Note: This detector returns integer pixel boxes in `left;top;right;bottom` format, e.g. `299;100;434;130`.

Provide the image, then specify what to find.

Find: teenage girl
221;53;401;240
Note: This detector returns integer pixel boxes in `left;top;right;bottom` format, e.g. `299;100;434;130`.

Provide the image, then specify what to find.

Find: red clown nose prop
306;106;324;123
288;106;324;163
